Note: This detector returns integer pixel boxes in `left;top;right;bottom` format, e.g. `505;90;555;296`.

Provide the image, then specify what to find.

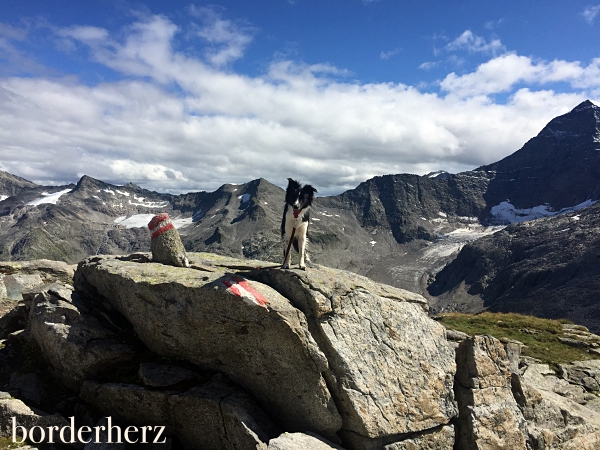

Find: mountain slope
428;201;600;333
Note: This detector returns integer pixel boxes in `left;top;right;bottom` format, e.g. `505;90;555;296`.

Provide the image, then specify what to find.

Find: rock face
454;335;528;450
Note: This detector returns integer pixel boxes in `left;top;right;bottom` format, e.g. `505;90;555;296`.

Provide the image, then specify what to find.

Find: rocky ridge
0;256;598;449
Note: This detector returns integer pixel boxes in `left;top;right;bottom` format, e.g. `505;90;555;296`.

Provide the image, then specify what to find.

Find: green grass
0;437;28;450
437;312;598;365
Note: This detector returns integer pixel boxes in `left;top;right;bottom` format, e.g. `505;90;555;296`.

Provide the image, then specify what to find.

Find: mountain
0;100;599;327
428;200;600;333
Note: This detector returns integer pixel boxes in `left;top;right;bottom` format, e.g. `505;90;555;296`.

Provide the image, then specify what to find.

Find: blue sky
1;1;600;194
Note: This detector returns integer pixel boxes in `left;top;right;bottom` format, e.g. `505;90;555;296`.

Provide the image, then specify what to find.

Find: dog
281;178;317;270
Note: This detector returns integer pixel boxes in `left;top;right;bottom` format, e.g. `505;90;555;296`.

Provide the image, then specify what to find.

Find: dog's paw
299;264;306;271
282;263;290;269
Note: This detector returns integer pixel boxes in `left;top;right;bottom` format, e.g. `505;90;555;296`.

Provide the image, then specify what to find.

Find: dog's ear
287;178;300;189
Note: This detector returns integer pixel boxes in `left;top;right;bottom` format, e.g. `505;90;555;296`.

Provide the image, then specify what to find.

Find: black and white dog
281;178;317;270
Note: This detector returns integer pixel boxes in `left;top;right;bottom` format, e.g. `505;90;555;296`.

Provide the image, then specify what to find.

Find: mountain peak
571;99;598;113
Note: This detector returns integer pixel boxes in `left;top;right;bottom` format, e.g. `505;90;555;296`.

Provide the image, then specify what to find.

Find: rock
521;363;587;404
26;283;136;389
0;259;76;286
0;396;68;440
3;274;43;300
514;375;600;449
81;374;279;450
267;432;345;450
74;255;341;438
454;335;528;450
8;373;46;406
514;358;600;448
559;361;600;392
445;329;469;342
559;337;591;349
383;425;455;450
148;214;190;268
0;302;27;339
138;362;203;389
251;266;457;446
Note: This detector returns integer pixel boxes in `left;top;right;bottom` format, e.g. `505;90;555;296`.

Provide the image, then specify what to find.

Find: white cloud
0;14;598;196
380;48;401;60
446;30;506;55
440;53;600;98
189;5;255;67
583;5;600;24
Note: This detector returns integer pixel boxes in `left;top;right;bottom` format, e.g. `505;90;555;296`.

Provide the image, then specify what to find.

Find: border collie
281;178;317;270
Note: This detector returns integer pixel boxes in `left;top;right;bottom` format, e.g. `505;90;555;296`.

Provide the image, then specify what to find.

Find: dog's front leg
282;235;292;269
297;233;307;270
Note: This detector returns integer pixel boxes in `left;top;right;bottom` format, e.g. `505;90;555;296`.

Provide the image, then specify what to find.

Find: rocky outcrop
1;252;599;450
71;252;458;448
454;335;528;449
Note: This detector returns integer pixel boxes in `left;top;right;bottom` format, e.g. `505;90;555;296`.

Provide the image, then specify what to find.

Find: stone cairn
148;213;190;267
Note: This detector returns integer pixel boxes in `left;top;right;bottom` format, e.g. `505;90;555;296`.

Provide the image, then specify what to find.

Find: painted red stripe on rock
230;275;269;306
151;222;175;239
148;213;170;231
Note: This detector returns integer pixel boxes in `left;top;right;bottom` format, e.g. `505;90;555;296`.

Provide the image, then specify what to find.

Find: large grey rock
26;283;136;389
74;255;341;438
251;266;457;446
80;375;279;450
454;335;528;450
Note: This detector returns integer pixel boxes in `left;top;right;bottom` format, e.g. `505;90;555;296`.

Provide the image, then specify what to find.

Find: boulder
454;335;528;450
26;283;136;389
74;255;342;438
80;374;279;450
251;266;457;447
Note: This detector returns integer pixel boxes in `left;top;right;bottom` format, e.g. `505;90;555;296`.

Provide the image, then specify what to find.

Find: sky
1;1;600;195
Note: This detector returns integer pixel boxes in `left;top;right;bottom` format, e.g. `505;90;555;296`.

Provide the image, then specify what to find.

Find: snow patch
127;199;169;208
27;189;72;206
0;195;7;202
114;214;192;229
370;240;377;246
102;189;115;195
490;200;596;224
116;190;130;196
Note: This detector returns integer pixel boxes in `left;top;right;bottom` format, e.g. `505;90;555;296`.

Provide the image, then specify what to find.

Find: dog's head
286;178;317;218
